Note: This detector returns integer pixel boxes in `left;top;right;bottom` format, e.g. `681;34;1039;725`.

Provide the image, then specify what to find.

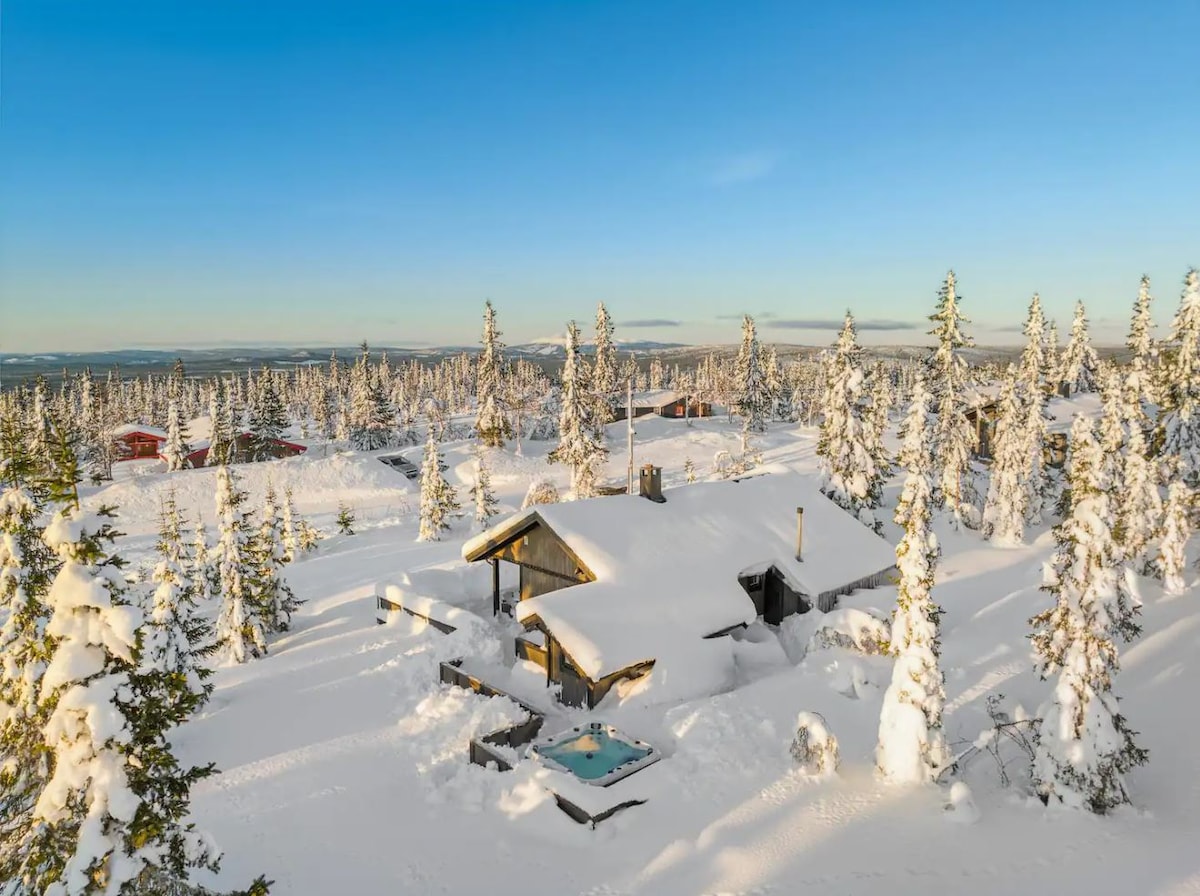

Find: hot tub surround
530;722;660;786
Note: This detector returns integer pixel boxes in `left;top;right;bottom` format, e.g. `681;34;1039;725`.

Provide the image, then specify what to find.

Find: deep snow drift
86;417;1200;896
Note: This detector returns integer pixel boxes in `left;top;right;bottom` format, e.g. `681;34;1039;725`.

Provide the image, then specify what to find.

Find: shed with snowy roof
462;471;896;708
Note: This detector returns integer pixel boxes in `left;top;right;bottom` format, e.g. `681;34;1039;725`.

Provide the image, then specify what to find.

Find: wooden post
491;558;500;617
795;506;804;561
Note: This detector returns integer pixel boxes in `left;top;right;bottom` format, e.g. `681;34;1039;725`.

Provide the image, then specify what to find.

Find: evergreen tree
1155;479;1189;595
876;372;948;784
0;428;57;880
548;322;608;499
1019;295;1052;523
335;502;356;536
248;368;289;460
1030;416;1147;813
1045;320;1062;391
189;522;215;605
591;302;620;428
1125;275;1158;422
6;502;225;894
143;492;214;728
469;448;499;531
925;271;977;520
1019;293;1047;392
207;386;232;467
817;313;883;526
417;432;460;542
981;367;1028;545
474;302;510;448
162;398;191;471
735;316;769;434
249;484;300;633
684;456;696;484
279;487;300;564
1117;424;1161;574
1060;300;1101;394
212;466;266;664
865;364;894;486
1158;270;1200;487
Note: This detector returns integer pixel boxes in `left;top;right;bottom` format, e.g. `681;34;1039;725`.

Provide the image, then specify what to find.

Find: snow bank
86;450;414;534
375;581;492;641
808;608;892;656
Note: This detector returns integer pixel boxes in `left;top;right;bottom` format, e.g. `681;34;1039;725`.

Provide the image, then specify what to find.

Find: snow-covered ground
88;417;1200;896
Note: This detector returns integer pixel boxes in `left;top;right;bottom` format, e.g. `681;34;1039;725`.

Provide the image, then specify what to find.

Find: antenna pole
626;378;635;495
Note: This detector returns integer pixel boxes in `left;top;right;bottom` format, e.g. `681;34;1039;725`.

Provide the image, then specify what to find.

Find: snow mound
808;608;891;656
945;781;981;823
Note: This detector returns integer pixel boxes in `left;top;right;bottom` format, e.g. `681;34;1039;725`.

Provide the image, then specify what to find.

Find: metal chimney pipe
796;506;804;561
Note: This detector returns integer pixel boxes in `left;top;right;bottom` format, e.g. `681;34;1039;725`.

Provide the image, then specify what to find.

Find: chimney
795;506;804;561
639;464;665;503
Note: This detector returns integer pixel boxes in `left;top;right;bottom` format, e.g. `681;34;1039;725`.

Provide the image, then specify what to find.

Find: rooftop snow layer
466;472;896;683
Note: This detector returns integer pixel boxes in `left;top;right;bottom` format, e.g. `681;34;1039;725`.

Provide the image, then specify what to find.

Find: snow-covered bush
807;608;891;656
944;781;980;824
521;477;560;509
790;711;839;776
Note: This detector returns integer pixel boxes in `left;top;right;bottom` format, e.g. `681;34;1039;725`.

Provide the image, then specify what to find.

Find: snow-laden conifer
982;368;1028;545
876;373;949;784
548;322;608;499
474;302;510;448
1060;300;1101;394
469;448;499;531
735;315;769;435
143;491;214;727
213;466;265;664
1155;479;1189;595
162;398;191;471
1158;270;1200;486
1030;416;1147;813
591;302;620;428
250;483;300;633
417;431;460;542
1124;276;1158;421
279;486;300;564
925;271;977;520
1116;424;1161;574
818;313;883;526
189;522;215;604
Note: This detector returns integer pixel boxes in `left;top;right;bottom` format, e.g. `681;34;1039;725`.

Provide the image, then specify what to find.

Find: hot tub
529;721;660;786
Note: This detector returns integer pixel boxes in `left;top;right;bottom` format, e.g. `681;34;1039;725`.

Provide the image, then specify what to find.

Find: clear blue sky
2;0;1197;352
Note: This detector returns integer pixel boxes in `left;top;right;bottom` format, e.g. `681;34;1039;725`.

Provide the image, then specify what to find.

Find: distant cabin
113;425;168;461
965;388;1103;468
185;433;306;466
463;470;896;708
612;390;712;422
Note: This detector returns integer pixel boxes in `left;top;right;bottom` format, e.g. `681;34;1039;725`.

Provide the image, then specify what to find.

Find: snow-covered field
89;417;1200;896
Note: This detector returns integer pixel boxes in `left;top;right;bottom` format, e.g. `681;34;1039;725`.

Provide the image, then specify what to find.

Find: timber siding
491;523;593;602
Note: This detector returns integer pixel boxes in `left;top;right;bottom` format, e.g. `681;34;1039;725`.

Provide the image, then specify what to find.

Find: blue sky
2;0;1197;351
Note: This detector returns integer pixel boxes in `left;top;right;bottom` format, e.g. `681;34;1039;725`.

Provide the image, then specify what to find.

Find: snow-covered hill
89;417;1200;896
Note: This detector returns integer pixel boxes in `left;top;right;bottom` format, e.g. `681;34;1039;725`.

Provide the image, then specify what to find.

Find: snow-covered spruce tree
1095;368;1129;494
925;271;977;521
469;447;499;531
212;465;266;664
279;486;300;564
548;322;608;499
876;372;949;784
474;301;510;449
521;476;560;509
684;456;697;484
248;368;289;460
1018;295;1052;523
1030;415;1147;814
1116;424;1161;575
143;491;214;727
189;522;215;605
735;315;769;435
417;431;460;542
4;501;221;896
1060;300;1101;395
591;302;620;428
249;483;300;634
0;426;57;878
865;364;895;487
1155;479;1189;595
1045;320;1062;390
348;345;394;452
336;501;356;536
981;367;1029;545
818;312;883;527
207;386;233;467
1124;276;1158;424
162;398;191;471
1157;269;1200;487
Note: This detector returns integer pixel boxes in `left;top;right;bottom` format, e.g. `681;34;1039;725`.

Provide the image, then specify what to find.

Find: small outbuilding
612;390;712;422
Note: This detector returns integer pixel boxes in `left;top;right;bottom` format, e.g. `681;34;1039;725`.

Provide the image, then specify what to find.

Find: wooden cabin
112;425;167;461
612;390;712;422
185;433;306;466
462;470;896;708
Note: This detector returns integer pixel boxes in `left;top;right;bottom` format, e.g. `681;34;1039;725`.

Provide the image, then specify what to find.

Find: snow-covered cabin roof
112;423;167;439
463;471;896;682
1045;392;1103;434
630;389;683;408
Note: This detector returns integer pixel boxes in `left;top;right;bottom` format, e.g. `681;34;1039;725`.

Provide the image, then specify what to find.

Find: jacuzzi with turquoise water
529;721;660;786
